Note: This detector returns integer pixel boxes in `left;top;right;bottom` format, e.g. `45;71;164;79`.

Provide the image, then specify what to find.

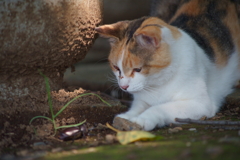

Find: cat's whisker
143;86;160;101
94;57;109;64
95;2;240;131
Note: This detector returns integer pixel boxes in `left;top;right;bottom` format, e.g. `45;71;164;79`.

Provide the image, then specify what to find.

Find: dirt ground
0;87;127;159
1;86;240;160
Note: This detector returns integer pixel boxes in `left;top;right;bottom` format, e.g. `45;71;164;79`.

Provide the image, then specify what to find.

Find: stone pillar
0;0;103;115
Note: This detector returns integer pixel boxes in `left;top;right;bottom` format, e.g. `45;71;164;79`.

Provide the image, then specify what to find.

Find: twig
175;118;240;125
205;126;240;130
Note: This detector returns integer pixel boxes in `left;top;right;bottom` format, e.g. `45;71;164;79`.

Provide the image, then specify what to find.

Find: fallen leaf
106;123;162;145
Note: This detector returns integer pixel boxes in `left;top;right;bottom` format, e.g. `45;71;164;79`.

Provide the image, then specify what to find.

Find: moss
43;121;240;160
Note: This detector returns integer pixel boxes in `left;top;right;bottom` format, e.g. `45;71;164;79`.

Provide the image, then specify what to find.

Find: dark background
64;0;152;98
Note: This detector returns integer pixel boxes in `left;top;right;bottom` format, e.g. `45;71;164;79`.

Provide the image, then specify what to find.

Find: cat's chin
125;89;143;94
119;88;142;94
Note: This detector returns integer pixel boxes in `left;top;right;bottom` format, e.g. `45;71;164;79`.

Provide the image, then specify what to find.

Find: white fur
114;27;240;131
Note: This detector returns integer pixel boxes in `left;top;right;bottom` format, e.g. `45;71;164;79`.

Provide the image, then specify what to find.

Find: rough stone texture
64;0;151;93
0;0;103;108
113;117;143;131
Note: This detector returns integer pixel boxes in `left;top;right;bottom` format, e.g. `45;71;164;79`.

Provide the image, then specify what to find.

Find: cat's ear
95;21;128;44
134;25;161;48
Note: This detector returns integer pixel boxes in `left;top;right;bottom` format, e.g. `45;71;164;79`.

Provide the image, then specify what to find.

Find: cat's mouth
119;85;144;93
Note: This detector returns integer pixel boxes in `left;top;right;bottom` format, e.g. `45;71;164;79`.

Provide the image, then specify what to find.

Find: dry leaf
106;123;162;145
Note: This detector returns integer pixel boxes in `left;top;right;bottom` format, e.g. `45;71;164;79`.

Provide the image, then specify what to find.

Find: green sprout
29;70;111;135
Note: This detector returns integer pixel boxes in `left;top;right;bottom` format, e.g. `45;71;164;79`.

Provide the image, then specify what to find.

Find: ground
0;87;240;160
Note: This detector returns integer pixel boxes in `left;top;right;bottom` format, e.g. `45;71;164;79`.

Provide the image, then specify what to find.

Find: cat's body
96;0;240;131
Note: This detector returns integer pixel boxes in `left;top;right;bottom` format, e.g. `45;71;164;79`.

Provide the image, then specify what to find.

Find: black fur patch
170;0;234;61
125;17;149;44
171;14;215;61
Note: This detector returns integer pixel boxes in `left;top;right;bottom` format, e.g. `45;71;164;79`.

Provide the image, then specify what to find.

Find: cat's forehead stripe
140;17;181;40
126;17;149;44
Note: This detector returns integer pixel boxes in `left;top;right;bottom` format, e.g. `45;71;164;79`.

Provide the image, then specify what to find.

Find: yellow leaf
106;123;158;145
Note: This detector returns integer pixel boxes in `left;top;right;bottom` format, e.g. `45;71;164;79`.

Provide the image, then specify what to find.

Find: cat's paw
113;117;142;131
116;113;132;120
129;117;156;131
130;113;164;131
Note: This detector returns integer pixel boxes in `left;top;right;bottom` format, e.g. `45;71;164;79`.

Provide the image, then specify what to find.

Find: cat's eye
113;65;120;71
133;68;142;72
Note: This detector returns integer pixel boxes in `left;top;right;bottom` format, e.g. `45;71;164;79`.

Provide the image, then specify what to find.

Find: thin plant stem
30;71;110;136
29;116;53;125
38;70;55;124
175;118;240;125
56;120;87;129
54;93;111;119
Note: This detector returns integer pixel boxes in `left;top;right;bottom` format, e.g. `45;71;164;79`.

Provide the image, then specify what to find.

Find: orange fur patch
171;0;204;20
107;17;176;78
141;17;181;40
143;42;171;75
222;2;240;68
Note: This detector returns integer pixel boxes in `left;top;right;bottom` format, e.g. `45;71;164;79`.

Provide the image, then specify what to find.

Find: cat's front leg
130;100;214;131
116;99;150;120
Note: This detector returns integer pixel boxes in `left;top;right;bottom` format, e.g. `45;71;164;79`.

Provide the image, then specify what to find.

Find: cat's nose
120;85;129;90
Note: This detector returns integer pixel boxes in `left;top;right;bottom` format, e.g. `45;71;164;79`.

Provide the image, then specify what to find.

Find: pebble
33;142;46;146
168;127;183;133
51;147;63;153
89;141;99;147
0;154;16;160
189;128;197;131
105;134;115;143
174;127;183;131
16;150;28;156
216;113;223;116
95;123;107;130
206;146;223;156
200;116;207;120
219;137;240;143
113;117;142;131
219;129;224;132
186;142;191;147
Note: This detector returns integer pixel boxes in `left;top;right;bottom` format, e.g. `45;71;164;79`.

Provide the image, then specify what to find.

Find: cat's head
96;17;180;93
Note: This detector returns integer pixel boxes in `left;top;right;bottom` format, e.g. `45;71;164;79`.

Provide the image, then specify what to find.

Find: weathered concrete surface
0;0;103;111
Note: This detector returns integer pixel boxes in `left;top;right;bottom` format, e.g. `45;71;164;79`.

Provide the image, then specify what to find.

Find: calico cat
95;0;240;131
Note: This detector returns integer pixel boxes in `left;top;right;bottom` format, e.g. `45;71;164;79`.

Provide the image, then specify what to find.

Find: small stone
186;142;191;147
219;137;240;143
33;142;46;146
113;117;142;131
206;146;223;156
168;127;182;133
168;128;179;133
51;147;63;153
66;117;75;124
200;116;207;120
16;150;28;156
19;124;26;129
174;127;183;131
189;128;197;131
5;132;14;136
89;141;99;147
95;123;107;130
4;121;10;128
0;154;16;160
105;134;115;143
72;149;78;154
